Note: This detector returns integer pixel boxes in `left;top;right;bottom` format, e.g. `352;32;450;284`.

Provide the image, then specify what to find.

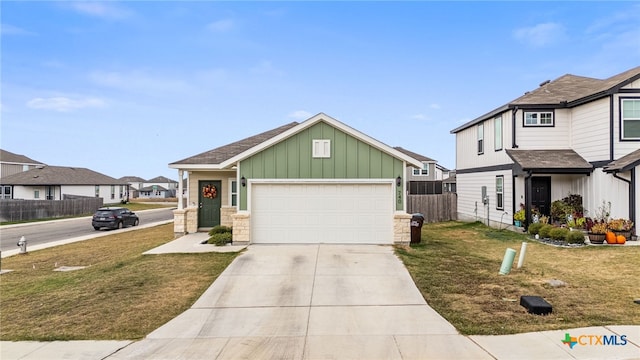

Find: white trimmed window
312;139;331;158
524;111;553;126
34;190;40;199
477;123;484;154
412;163;429;176
496;176;504;210
494;116;502;151
622;99;640;140
230;180;237;206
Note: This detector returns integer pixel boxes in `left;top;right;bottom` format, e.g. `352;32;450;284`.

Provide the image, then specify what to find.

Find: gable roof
393;147;436;162
146;176;177;183
0;149;45;165
170;122;299;167
120;176;146;183
170;113;423;169
451;66;640;133
0;166;128;185
603;148;640;173
139;185;168;192
506;149;593;174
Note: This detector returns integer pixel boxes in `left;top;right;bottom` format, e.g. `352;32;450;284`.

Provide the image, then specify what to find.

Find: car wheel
133;219;139;226
117;221;123;229
93;226;100;231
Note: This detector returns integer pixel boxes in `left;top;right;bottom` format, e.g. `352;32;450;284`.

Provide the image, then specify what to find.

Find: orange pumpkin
617;235;626;245
606;232;617;244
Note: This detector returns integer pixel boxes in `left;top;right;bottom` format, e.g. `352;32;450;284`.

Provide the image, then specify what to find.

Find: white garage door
251;183;393;244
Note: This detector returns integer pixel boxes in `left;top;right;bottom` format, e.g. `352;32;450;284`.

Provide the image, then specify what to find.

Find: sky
2;1;639;181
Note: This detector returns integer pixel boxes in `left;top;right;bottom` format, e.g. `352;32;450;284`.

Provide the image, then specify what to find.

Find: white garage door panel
252;183;393;244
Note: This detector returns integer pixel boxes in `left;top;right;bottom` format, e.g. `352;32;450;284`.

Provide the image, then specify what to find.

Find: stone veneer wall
221;206;237;228
173;208;188;236
393;212;412;244
231;212;250;245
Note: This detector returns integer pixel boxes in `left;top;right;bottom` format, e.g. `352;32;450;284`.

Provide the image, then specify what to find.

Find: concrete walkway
2;234;639;359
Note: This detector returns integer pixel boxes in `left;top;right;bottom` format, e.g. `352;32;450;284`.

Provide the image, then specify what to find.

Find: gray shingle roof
0;149;44;165
0;166;128;185
120;176;146;182
146;176;177;183
139;185;168;191
170;122;299;165
393;147;436;162
603;148;640;173
451;66;640;133
506;149;593;174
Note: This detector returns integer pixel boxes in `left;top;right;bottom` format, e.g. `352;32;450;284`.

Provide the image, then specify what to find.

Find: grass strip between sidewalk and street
0;223;239;341
396;221;640;335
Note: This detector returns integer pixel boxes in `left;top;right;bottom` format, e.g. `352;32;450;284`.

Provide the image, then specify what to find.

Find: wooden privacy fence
0;197;104;222
407;193;457;223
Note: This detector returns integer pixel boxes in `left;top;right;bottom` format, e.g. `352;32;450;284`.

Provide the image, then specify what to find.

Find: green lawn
396;221;640;335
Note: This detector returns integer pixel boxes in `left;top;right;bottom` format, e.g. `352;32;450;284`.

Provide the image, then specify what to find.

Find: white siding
517;109;571;149
571;98;610;161
457;170;514;226
455;112;512;170
614;94;640;159
623;79;640;89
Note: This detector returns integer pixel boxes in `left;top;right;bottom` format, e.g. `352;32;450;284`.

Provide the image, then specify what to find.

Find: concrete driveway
108;244;491;359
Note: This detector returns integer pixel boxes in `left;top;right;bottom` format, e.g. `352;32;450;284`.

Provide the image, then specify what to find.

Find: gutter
612;170;635;229
511;107;519;149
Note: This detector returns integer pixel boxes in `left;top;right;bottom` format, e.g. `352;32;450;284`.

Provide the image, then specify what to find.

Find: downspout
609;95;614;161
612;170;635;231
511;106;519;149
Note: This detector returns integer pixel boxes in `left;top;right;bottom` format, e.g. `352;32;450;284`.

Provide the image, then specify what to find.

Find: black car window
96;211;113;217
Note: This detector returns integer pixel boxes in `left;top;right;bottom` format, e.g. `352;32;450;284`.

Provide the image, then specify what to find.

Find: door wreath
202;184;217;199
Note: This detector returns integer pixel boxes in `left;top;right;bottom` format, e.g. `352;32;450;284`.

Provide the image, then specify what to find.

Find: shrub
566;231;586;244
208;225;232;236
549;227;569;241
538;224;554;239
528;223;543;235
207;232;233;246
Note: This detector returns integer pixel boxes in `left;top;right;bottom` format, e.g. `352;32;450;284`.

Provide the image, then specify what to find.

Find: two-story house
450;66;640;230
0;149;45;198
394;147;452;194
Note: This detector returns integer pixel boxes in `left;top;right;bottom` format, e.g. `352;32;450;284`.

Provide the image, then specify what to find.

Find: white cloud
89;71;190;93
288;110;312;120
1;24;35;35
429;103;441;110
411;114;426;120
513;22;566;47
67;2;132;20
207;19;234;32
27;97;105;112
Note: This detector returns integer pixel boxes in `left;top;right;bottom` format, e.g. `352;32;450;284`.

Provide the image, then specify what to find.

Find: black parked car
92;207;139;230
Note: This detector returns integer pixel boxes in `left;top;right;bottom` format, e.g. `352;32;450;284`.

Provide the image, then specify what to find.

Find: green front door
198;180;221;228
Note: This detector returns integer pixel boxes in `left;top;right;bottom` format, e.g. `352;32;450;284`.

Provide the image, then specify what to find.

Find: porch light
396;176;402;187
241;176;246;187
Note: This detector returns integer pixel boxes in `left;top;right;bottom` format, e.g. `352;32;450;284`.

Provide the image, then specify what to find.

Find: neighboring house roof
0;149;45;165
0;166;128;185
443;173;456;184
451;66;640;133
393;147;436;162
120;176;146;182
506;149;593;174
139;185;168;191
603;148;640;173
170;113;424;169
170;122;300;166
146;176;177;183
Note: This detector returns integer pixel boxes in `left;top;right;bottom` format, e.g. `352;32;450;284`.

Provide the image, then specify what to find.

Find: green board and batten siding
239;121;404;211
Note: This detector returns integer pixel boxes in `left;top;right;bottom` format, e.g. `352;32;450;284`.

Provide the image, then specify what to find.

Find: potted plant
513;209;525;227
607;218;633;241
587;222;607;244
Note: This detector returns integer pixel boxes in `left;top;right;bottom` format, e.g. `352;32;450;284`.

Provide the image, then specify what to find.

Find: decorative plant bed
531;236;586;248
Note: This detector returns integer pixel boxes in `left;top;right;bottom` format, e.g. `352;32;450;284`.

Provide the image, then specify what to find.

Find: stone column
393;212;412;245
231;212;251;245
173;208;188;237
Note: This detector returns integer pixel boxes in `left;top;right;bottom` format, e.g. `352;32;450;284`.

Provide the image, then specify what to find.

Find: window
46;186;55;200
496;176;504;210
622;99;640;140
494;116;503;151
111;185;115;200
95;185;100;197
312;139;331;158
477;124;484;154
2;186;12;199
412;163;429;176
34;190;40;199
524;111;554;126
231;180;237;206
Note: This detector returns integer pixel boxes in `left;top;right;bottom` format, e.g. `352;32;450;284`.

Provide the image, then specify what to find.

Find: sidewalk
1;234;639;360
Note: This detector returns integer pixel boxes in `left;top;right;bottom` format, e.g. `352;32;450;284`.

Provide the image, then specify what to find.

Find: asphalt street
0;208;175;253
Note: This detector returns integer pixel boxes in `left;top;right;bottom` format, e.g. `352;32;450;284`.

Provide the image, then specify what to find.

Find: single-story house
0;165;130;202
450;66;640;229
169;113;423;245
138;185;171;199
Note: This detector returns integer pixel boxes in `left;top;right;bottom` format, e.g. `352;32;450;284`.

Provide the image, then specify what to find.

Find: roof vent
539;80;551;87
36;165;45;169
